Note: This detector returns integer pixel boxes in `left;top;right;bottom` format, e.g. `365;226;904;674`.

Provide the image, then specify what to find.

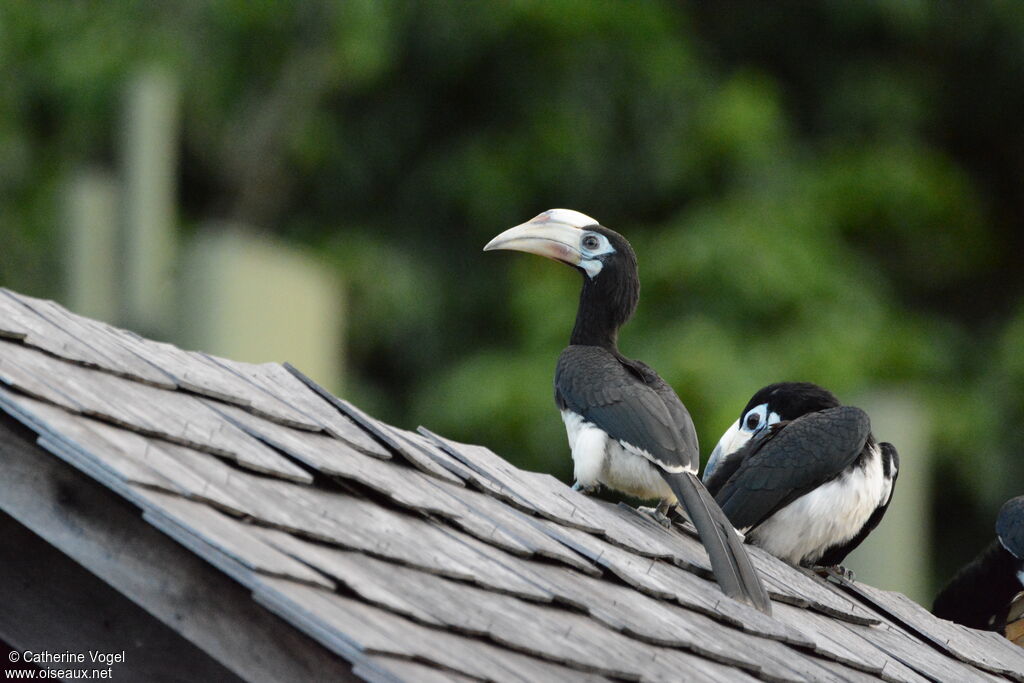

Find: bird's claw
637;505;673;528
571;481;600;495
813;565;856;582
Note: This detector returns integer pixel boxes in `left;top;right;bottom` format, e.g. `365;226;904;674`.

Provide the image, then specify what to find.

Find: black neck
569;266;638;348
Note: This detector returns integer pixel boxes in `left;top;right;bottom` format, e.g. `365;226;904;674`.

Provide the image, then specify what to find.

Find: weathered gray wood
521;557;811;651
327;396;467;485
0;293;30;339
12;292;180;388
138;455;551;601
257;557;774;682
427;431;758;585
30;405;250;516
257;523;552;603
813;658;920;683
517;561;815;680
5;294;314;429
529;517;818;642
0;289;176;387
0;414;357;683
0;400;327;597
212;356;391;457
840;618;997;683
254;578;616;683
740;544;880;625
0;344;312;482
284;363;470;481
208;400;466;518
358;657;479;683
771;602;891;675
0;510;246;683
637;648;764;683
0;389;190;494
392;425;474;483
425;475;603;575
100;328;317;427
836;578;1024;679
255;535;803;680
134;488;336;589
422;428;611;533
1;392;327;592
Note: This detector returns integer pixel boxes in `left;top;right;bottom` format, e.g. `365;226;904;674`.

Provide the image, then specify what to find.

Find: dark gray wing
625;357;700;465
555;345;696;472
714;406;871;531
997;495;1024;559
703;422;789;497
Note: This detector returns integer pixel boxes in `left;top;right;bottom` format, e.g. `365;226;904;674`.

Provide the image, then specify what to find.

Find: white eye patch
741;403;780;433
742;404;768;432
579;231;615;279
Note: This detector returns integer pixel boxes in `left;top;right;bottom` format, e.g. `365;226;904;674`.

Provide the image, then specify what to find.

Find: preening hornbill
704;382;899;569
485;209;770;612
933;495;1024;631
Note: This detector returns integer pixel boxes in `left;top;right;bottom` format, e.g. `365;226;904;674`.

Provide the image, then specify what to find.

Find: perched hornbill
704;382;899;569
933;495;1024;631
485;209;770;612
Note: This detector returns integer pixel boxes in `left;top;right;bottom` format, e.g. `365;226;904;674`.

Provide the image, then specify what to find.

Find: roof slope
0;287;1021;682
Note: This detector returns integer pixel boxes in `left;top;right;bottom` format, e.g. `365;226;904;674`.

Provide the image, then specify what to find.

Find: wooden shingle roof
0;286;1022;682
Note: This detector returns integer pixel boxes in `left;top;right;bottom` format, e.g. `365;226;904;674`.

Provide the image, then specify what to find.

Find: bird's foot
571;481;600;495
637;504;673;528
813;565;856;582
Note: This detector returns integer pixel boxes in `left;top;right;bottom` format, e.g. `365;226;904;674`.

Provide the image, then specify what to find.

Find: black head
738;382;841;431
997;495;1024;560
704;381;841;480
484;209;640;347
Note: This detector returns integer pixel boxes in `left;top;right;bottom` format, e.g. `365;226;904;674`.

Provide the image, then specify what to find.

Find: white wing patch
616;439;690;475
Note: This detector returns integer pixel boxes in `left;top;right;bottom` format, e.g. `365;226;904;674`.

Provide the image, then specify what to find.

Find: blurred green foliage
3;1;1024;584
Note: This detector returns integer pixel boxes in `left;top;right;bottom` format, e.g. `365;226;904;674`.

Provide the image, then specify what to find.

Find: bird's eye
582;234;601;251
741;403;769;432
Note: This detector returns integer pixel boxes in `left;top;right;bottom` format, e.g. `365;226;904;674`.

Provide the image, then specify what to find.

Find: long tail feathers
663;471;771;614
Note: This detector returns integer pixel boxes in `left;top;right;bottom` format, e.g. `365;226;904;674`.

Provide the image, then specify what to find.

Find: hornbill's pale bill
933;495;1024;631
484;209;770;613
704;382;899;570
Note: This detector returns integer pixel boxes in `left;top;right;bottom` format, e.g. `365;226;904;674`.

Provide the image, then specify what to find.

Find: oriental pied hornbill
485;209;770;612
933;495;1024;631
704;382;899;569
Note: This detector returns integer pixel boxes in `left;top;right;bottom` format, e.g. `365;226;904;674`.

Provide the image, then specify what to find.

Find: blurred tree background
2;1;1024;595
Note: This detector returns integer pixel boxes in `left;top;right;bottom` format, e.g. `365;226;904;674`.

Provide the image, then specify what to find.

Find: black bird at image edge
485;209;770;613
933;495;1024;631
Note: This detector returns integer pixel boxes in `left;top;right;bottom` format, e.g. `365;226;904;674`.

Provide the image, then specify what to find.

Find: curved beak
704;418;748;481
483;213;584;267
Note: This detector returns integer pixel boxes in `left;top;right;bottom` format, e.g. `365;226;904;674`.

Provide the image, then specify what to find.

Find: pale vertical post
180;226;345;392
845;391;932;605
64;169;120;322
122;68;179;334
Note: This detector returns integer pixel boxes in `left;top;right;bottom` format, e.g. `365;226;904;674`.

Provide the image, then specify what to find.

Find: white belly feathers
561;410;674;501
747;443;891;565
